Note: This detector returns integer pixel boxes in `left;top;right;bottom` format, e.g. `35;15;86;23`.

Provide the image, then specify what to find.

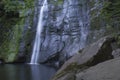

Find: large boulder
76;57;120;80
52;36;114;80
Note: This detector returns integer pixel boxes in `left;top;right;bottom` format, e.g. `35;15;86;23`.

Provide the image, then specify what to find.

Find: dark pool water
0;64;56;80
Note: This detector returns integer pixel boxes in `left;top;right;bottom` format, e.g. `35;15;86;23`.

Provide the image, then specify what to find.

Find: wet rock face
38;0;90;64
33;0;113;66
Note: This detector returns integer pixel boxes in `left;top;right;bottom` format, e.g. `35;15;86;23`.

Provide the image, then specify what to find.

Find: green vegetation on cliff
102;0;120;31
0;0;34;62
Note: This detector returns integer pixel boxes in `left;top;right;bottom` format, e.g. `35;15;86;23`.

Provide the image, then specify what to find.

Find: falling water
79;1;90;49
30;0;48;64
79;22;89;49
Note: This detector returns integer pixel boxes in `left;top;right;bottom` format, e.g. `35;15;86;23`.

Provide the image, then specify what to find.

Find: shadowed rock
76;57;120;80
52;36;114;80
112;49;120;58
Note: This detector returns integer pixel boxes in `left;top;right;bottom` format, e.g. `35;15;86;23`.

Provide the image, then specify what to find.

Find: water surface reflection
0;64;56;80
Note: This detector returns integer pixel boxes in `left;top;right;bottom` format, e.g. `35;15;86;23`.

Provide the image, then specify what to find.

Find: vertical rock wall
38;0;90;63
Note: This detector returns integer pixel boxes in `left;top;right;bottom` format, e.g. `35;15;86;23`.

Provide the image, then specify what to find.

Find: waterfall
79;22;89;49
79;1;90;50
30;0;48;64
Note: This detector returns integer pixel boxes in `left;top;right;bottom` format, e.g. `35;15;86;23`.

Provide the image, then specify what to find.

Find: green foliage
0;0;34;62
2;0;23;12
102;0;120;28
114;34;120;47
0;18;25;62
117;36;120;47
50;0;64;6
2;0;34;11
57;0;64;4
